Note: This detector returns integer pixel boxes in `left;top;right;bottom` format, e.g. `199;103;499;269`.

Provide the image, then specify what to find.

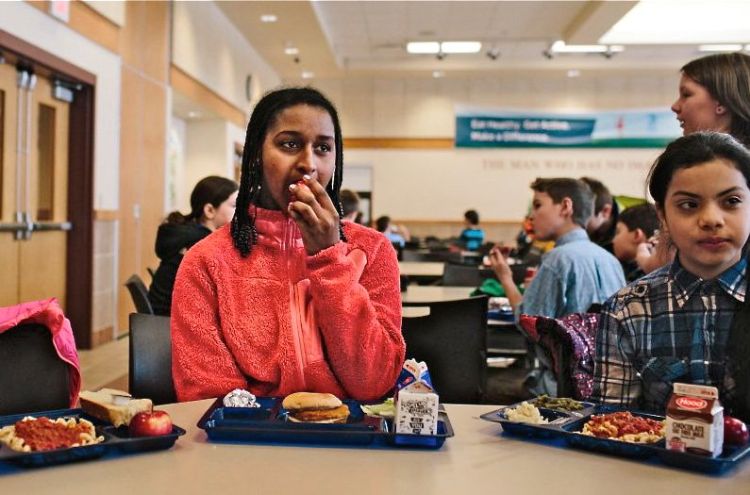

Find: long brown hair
681;53;750;148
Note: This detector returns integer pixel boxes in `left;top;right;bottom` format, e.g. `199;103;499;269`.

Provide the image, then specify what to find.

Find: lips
698;237;729;250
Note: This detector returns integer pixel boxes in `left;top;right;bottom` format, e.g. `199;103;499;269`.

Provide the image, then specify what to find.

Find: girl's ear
656;206;668;235
203;203;216;220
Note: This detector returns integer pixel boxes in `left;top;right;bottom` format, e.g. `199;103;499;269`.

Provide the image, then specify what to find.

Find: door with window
0;62;71;308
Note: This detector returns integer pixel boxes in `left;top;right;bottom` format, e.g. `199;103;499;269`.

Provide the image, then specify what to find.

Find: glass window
36;103;55;221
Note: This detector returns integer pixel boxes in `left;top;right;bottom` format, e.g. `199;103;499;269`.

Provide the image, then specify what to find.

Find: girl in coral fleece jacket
171;87;405;402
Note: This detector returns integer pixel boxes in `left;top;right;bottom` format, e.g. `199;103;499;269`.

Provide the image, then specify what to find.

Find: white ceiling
215;0;741;81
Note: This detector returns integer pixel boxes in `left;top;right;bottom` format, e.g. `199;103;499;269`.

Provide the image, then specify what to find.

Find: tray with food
0;389;184;467
481;391;750;474
480;397;590;438
197;391;453;449
559;408;666;459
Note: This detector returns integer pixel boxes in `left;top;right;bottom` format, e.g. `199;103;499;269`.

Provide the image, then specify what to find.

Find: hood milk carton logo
675;397;708;410
395;359;439;435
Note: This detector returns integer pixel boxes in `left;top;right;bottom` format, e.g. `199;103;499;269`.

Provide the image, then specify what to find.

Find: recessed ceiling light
567;69;581;78
260;14;277;23
699;44;743;52
301;71;314;79
440;41;481;54
432;70;445;78
407;42;440;54
187;111;201;119
284;47;299;55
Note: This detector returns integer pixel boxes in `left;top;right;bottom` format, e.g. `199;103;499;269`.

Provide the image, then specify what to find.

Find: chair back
442;262;483;287
129;313;176;405
0;323;70;415
125;274;154;314
401;296;488;403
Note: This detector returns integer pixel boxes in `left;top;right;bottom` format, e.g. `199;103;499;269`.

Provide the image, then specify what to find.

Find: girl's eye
315;143;332;153
677;200;698;210
281;140;300;149
724;196;743;207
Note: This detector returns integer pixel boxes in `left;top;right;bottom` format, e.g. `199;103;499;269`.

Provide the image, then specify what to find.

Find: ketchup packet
394;359;439;435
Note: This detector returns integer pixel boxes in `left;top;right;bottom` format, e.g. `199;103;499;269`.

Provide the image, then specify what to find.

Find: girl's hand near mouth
288;175;340;255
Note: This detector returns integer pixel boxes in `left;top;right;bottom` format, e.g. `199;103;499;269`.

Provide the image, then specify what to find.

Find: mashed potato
504;402;549;424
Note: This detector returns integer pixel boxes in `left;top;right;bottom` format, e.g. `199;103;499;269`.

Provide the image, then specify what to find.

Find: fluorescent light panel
601;0;750;44
260;14;277;23
550;40;624;54
407;42;440;54
407;41;482;54
699;44;744;52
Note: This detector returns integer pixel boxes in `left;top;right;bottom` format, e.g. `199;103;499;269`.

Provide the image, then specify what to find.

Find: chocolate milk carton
665;383;723;457
395;360;439;435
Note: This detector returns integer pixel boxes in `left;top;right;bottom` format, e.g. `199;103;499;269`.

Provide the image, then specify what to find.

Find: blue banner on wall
455;108;680;148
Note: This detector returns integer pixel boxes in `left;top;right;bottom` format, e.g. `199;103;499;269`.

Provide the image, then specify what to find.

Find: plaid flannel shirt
591;256;745;413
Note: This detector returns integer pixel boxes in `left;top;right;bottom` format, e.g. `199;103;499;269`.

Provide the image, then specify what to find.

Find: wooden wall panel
116;0;169;336
26;0;120;53
119;1;169;84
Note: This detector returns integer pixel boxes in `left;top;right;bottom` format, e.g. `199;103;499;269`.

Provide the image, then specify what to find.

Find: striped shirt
591;256;745;413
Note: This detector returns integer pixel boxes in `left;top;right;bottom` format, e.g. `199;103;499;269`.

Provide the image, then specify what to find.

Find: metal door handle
0;222;30;233
32;221;72;232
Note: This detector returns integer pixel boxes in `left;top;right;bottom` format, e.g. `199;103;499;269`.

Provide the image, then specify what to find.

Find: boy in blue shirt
489;178;625;395
459;209;485;251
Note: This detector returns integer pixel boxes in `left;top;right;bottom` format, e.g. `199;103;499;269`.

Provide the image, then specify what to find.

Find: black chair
401;296;488;403
125;274;154;314
129;313;176;405
0;323;70;415
442;262;483;287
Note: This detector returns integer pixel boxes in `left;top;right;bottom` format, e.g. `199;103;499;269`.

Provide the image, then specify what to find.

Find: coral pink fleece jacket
171;207;405;402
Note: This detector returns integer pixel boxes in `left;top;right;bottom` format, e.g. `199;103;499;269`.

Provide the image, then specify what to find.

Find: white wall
172;1;281;112
347;147;661;222
0;2;122;210
312;72;680;221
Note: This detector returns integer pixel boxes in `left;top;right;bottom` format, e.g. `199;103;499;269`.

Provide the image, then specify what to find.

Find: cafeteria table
401;284;474;304
2;399;747;493
398;261;444;284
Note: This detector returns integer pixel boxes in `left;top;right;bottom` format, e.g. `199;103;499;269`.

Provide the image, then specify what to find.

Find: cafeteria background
0;0;742;356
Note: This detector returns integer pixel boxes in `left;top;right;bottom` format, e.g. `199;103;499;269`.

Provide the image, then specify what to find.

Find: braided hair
231;87;346;257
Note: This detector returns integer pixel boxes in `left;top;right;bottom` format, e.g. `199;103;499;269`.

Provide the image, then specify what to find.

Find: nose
698;202;725;230
671;99;680;114
295;145;317;176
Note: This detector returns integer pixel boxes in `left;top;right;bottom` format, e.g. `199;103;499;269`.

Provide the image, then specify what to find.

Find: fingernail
289;183;297;191
303;174;311;181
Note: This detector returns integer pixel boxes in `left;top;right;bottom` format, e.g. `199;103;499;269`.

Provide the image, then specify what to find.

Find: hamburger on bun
282;392;350;424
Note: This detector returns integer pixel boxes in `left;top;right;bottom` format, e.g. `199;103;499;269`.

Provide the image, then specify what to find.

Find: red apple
129;410;173;437
724;416;749;446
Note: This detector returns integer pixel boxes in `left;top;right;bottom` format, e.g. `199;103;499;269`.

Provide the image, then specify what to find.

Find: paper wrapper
395;359;439;435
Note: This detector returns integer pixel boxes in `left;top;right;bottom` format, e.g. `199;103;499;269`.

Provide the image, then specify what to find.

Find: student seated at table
612;203;660;282
459;209;485;251
171;87;405;402
489;178;625;395
581;177;619;254
592;132;750;421
375;215;410;248
148;176;238;316
340;189;361;223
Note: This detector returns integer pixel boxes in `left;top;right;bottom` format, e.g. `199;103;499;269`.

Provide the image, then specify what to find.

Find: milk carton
394;359;439;435
665;383;724;457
